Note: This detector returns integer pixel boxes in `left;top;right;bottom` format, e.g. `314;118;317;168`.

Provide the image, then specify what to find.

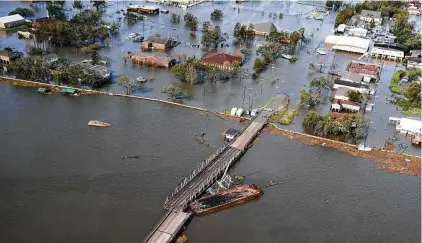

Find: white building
371;47;404;61
348;28;368;38
331;99;361;112
324;35;370;54
407;57;422;70
0;14;25;29
389;117;422;135
360;10;382;25
334;87;353;101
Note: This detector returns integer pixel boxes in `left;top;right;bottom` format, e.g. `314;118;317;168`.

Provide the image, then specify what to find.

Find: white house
324;35;370;54
348;28;368;38
334;87;353;100
360;10;382;25
371;47;404;61
331;99;361;112
0;14;25;29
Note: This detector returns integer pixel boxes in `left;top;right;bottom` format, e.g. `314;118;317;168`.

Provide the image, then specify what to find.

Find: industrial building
324;35;370;54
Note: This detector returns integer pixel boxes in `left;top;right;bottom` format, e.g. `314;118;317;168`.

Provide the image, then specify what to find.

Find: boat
60;88;79;96
88;120;111;127
189;184;261;216
316;49;327;55
37;87;52;95
161;9;169;13
281;54;293;60
136;76;147;82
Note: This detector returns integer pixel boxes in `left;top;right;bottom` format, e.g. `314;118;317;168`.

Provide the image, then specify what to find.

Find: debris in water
176;234;188;243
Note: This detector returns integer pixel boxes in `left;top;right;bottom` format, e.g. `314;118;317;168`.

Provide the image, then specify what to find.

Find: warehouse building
0;14;25;29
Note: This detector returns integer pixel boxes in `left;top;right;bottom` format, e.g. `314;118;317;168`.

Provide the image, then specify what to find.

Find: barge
189;184;261;216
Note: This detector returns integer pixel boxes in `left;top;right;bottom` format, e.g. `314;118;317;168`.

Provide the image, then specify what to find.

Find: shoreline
1;77;420;175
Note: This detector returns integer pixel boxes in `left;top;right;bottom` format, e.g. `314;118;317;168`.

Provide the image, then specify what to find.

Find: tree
299;89;322;108
171;13;181;23
46;2;66;20
326;1;342;11
404;83;421;104
91;0;106;11
185;65;197;84
210;9;223;20
117;76;137;95
369;19;376;29
335;7;354;27
73;0;84;11
347;90;362;102
9;7;35;18
8;56;51;82
303;111;324;128
253;58;263;73
310;77;333;91
279;13;284;19
91;50;100;65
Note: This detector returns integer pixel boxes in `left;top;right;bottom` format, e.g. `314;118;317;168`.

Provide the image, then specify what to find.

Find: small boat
136;76;147;82
38;87;52;95
88;120;111;127
161;9;169;13
281;54;293;60
316;49;327;55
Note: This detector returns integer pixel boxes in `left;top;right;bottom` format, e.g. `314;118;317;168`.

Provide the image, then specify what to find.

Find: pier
143;95;287;243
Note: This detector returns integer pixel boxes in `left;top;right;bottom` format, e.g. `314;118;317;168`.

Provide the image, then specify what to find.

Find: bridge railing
164;145;228;208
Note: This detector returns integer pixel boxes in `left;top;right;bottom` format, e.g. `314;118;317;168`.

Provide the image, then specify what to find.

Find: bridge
143;94;288;243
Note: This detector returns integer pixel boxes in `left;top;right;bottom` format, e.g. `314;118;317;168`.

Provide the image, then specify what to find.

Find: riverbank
263;124;421;176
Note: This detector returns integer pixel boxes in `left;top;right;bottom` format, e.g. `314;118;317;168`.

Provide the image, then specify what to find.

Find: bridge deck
147;211;191;243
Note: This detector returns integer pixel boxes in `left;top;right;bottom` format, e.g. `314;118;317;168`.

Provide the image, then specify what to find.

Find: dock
143;94;288;243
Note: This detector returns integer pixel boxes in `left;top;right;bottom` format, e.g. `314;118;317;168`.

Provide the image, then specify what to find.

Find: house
201;52;242;70
0;50;11;64
324;35;370;54
142;35;172;50
360;10;382;24
408;4;421;15
407;57;422;70
127;5;159;14
371;47;404;61
408;50;421;58
348;27;367;38
251;22;277;36
0;14;25;29
131;52;176;67
331;99;361;112
345;61;380;82
334;78;374;95
334;87;353;100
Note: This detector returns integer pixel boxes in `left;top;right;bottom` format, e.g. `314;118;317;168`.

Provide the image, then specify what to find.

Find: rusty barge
189;184;261;216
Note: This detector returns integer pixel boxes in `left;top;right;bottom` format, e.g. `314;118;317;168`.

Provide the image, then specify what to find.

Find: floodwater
0;84;420;242
1;1;421;154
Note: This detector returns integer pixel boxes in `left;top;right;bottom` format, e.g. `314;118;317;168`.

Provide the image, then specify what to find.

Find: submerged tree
210;9;223;20
9;7;35;18
117;76;137;95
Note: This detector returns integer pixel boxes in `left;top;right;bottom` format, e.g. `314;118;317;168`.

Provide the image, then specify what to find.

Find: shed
236;108;244;117
0;14;25;29
224;128;239;141
230;107;238;116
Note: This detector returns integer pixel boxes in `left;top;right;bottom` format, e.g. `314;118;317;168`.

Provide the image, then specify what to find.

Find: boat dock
143;94;288;243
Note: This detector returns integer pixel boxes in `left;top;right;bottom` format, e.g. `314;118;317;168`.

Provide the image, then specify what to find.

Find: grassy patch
223;110;231;116
280;107;299;125
389;70;405;94
402;107;421;116
268;107;287;123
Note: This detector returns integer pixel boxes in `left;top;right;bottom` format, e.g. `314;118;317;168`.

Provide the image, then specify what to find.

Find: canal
0;85;420;242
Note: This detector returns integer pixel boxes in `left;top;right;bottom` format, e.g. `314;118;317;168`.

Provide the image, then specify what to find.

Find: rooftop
0;14;24;23
0;50;11;57
133;52;175;62
335;87;352;97
201;52;241;65
252;22;277;33
325;35;370;53
360;10;381;19
145;35;171;45
333;99;360;107
346;61;380;77
128;5;159;10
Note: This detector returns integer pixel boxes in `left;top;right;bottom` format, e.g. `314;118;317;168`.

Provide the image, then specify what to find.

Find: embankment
263;124;421;176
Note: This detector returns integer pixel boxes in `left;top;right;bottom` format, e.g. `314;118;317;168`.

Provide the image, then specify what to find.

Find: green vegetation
355;1;406;17
73;0;84;11
280;108;299;125
326;1;343;11
392;9;421;53
309;77;333;91
171;13;181;23
9;7;34;18
347;90;362;102
117;76;138;95
210;9;223;20
161;85;189;100
268;108;287;123
46;1;66;20
335;7;354;27
253;58;263;73
201;21;223;47
299;89;322;108
233;22;255;44
303;111;364;141
278;13;284;19
389;69;421;115
184;13;198;32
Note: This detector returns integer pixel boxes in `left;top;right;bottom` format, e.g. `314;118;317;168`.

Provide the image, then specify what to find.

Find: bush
303;111;324;128
346;90;362;102
280;108;299;125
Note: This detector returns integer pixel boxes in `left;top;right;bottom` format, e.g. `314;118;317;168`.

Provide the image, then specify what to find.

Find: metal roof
0;14;24;24
252;22;277;33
